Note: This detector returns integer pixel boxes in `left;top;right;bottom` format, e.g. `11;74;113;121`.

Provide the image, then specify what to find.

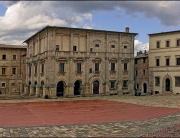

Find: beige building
24;26;137;98
0;44;27;95
149;30;180;94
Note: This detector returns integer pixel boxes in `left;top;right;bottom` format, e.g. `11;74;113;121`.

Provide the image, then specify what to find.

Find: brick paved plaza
0;95;180;137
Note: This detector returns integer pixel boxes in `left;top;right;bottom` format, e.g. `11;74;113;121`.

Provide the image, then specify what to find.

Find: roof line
148;30;180;36
23;26;138;43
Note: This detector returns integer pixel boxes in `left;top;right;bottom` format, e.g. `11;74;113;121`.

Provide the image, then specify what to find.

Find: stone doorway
93;80;99;94
143;83;147;93
74;80;81;95
57;81;64;97
165;78;170;91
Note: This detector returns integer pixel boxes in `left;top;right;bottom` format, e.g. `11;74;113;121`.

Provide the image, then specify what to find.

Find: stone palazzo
23;26;137;98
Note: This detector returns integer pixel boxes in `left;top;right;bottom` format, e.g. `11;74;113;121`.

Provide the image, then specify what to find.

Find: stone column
49;84;57;99
35;84;40;97
29;84;34;96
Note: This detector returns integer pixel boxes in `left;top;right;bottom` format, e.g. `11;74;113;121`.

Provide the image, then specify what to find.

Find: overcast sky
0;1;180;55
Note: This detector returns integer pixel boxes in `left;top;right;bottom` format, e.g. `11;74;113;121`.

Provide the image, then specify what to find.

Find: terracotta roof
0;44;27;49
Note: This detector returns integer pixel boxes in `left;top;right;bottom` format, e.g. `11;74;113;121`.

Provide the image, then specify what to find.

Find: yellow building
0;44;27;95
24;26;137;98
148;30;180;94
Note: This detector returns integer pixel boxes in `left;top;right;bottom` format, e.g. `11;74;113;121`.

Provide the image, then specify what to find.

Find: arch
57;81;65;97
143;83;147;93
141;81;148;94
162;74;173;93
28;81;31;94
74;80;82;95
165;78;170;91
93;80;99;94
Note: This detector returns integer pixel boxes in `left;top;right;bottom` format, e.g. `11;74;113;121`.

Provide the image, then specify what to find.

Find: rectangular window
13;55;16;60
77;63;81;72
123;80;128;88
177;39;180;46
11;83;15;86
89;68;92;73
95;44;99;47
110;82;115;89
156;59;159;66
2;55;6;60
1;83;5;87
175;77;180;87
143;70;145;76
124;46;127;49
29;66;31;75
157;41;160;48
135;59;137;64
124;63;127;71
56;45;59;51
95;63;99;71
166;40;170;47
2;68;5;75
135;70;138;76
41;64;44;73
73;46;77;51
111;63;115;71
90;48;93;52
177;58;180;65
166;58;169;66
59;63;64;72
111;45;115;48
12;68;16;75
143;58;146;63
155;77;160;86
137;84;139;89
35;65;37;74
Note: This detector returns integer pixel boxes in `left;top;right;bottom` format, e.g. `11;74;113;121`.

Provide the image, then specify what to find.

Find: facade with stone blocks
149;30;180;94
24;26;137;98
0;44;27;95
134;50;149;94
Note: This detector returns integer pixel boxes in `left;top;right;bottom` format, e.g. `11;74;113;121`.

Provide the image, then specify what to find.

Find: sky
0;1;180;55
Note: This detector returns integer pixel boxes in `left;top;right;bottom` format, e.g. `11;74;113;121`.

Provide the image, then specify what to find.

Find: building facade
24;26;137;98
149;30;180;94
134;50;149;94
0;44;27;95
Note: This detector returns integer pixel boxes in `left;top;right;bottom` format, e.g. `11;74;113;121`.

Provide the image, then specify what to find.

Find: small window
95;63;99;71
29;66;31;75
166;41;170;47
89;68;92;73
11;83;15;86
77;63;81;72
34;65;37;74
155;77;160;86
56;45;59;51
124;63;127;71
95;44;99;47
177;39;180;46
1;83;5;87
124;46;127;49
111;45;115;48
143;70;145;76
166;58;169;66
2;68;6;75
110;81;115;89
135;70;138;76
73;46;77;51
156;59;159;66
13;55;16;60
177;58;180;65
136;84;139;89
41;64;44;73
111;63;115;71
123;80;128;88
143;58;146;63
59;63;64;72
175;77;180;87
90;48;93;52
157;41;160;48
2;55;6;60
135;59;137;64
12;68;16;75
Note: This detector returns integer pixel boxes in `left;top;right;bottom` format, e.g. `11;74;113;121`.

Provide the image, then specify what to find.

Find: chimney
125;27;129;33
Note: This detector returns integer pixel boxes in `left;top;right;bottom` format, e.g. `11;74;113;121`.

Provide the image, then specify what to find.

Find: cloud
134;40;149;55
83;13;92;21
